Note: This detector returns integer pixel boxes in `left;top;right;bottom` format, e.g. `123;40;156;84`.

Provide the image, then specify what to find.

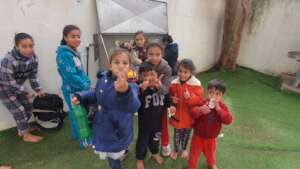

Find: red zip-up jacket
169;76;204;129
190;99;233;139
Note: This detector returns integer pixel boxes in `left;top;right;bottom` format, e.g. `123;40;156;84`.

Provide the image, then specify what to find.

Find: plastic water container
73;105;91;140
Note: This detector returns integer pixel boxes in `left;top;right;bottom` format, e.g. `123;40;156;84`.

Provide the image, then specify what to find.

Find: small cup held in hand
208;99;215;109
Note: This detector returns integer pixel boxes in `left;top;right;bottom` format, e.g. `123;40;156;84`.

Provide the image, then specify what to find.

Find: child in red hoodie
188;79;233;169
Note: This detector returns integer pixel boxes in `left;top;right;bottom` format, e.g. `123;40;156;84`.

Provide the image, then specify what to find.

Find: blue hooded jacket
56;45;91;93
76;71;141;152
164;43;178;75
164;43;178;66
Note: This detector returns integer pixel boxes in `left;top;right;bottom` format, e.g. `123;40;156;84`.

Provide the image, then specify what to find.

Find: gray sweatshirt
142;59;172;95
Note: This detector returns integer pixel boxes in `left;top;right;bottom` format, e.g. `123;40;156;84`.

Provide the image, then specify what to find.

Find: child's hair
138;64;156;75
14;33;33;46
109;48;131;64
134;31;145;38
207;79;226;94
60;25;81;45
178;59;196;73
133;30;148;46
146;42;164;54
162;34;173;44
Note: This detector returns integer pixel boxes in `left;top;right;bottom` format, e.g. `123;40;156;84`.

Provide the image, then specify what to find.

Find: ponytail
60;39;67;45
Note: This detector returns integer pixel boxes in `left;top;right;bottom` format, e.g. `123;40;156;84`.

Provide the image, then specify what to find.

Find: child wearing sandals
169;59;204;160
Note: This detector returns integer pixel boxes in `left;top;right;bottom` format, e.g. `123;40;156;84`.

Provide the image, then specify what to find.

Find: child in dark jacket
142;42;172;156
188;79;233;169
162;34;178;76
135;64;171;169
72;49;141;169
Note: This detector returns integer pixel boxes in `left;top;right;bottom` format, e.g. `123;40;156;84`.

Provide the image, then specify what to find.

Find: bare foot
17;127;40;137
170;151;178;160
210;165;218;169
0;165;11;169
181;150;189;159
22;132;43;143
136;160;145;169
162;145;171;157
151;154;164;165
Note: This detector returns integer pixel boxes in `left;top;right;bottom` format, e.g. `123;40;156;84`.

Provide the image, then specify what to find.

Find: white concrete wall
167;0;225;72
238;0;300;75
2;0;299;130
0;0;99;130
0;0;226;130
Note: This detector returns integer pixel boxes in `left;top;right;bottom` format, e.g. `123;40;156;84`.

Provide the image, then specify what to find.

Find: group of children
0;24;233;169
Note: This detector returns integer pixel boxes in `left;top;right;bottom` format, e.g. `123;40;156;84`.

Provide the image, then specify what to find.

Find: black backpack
32;94;67;131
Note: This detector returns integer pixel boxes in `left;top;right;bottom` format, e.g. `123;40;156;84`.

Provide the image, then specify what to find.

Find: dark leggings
136;130;160;160
173;128;192;152
107;158;122;169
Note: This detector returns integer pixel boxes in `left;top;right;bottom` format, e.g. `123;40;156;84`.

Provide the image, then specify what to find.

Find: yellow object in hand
128;70;137;79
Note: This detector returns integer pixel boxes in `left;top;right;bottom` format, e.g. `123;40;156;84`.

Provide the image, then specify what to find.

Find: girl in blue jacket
72;49;141;169
56;25;91;148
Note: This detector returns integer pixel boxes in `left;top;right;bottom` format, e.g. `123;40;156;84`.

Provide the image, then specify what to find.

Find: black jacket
138;88;171;132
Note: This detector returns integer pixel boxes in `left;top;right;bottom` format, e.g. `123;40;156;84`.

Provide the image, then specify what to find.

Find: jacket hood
172;75;201;86
167;43;178;49
56;45;78;56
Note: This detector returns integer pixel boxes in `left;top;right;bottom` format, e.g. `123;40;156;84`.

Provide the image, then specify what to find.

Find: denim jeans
107;158;122;169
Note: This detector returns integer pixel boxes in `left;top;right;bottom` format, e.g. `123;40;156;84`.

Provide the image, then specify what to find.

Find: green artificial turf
1;67;300;169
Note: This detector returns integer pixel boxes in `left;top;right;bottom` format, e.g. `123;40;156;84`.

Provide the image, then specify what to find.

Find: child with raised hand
188;79;233;169
0;33;45;143
56;25;92;148
72;49;141;169
169;59;204;160
135;64;171;169
142;42;172;156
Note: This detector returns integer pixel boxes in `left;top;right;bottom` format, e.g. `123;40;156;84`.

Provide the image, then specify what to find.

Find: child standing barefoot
142;42;172;156
73;49;141;169
169;59;204;160
0;33;45;143
188;79;233;169
135;65;171;169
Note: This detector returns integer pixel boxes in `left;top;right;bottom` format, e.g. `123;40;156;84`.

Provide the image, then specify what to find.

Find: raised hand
215;101;223;113
183;88;191;99
199;105;211;115
140;80;150;91
153;74;164;89
114;70;129;93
